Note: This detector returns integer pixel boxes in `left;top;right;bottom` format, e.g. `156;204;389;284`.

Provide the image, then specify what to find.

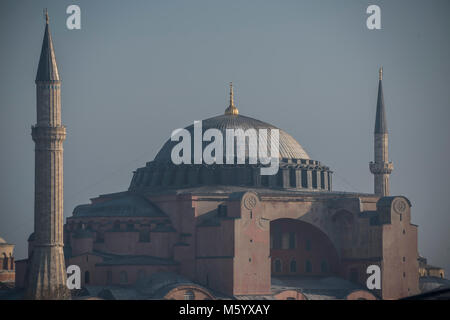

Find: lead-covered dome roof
154;114;310;162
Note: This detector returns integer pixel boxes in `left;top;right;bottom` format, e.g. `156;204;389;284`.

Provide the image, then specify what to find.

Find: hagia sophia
1;13;448;300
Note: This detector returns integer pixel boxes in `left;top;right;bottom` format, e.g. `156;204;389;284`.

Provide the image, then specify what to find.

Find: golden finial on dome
379;67;383;81
225;82;239;115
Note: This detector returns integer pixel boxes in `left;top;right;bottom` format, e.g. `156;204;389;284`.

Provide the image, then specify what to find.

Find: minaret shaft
25;13;70;300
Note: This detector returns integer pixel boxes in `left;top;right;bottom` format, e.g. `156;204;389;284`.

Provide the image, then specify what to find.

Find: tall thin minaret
369;67;393;197
25;10;70;300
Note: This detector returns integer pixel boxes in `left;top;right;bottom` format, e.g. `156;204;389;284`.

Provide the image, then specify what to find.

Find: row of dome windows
132;166;332;190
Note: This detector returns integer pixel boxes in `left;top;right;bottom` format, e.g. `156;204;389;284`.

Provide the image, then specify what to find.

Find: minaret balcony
31;125;66;143
369;161;393;174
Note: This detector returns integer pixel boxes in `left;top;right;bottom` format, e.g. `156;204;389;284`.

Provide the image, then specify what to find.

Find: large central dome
154;113;310;162
129;83;331;192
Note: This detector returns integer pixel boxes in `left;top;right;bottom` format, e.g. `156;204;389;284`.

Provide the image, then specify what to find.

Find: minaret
369;67;393;197
224;82;239;115
25;10;70;300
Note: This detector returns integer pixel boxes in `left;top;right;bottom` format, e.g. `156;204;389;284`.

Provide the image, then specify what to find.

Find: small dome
155;114;310;162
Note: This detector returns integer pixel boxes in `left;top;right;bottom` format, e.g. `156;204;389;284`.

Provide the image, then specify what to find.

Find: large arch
270;218;340;277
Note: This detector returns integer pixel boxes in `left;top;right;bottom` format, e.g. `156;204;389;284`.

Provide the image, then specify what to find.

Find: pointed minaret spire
370;67;393;197
225;82;239;115
36;9;60;82
375;67;387;134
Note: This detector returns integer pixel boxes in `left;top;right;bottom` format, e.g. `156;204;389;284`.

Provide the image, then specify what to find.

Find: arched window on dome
276;170;283;187
290;168;297;188
301;170;308;188
312;170;318;189
320;171;325;189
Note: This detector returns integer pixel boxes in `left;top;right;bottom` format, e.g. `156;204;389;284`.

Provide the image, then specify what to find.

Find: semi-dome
129;84;332;192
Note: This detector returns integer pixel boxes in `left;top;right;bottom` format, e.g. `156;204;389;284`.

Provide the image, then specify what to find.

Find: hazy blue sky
1;0;449;274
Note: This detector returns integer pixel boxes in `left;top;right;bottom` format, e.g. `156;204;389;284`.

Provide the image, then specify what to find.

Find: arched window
139;229;150;242
2;253;8;270
119;271;128;284
276;170;283;187
137;269;146;282
289;169;297;188
85;271;90;284
305;260;312;273
106;270;113;285
273;231;282;249
184;290;195;300
305;239;311;251
312;170;318;188
290;259;297;273
126;221;134;231
96;231;104;243
321;260;328;273
282;233;289;249
301;170;308;188
274;259;282;273
9;252;14;270
289;232;296;249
